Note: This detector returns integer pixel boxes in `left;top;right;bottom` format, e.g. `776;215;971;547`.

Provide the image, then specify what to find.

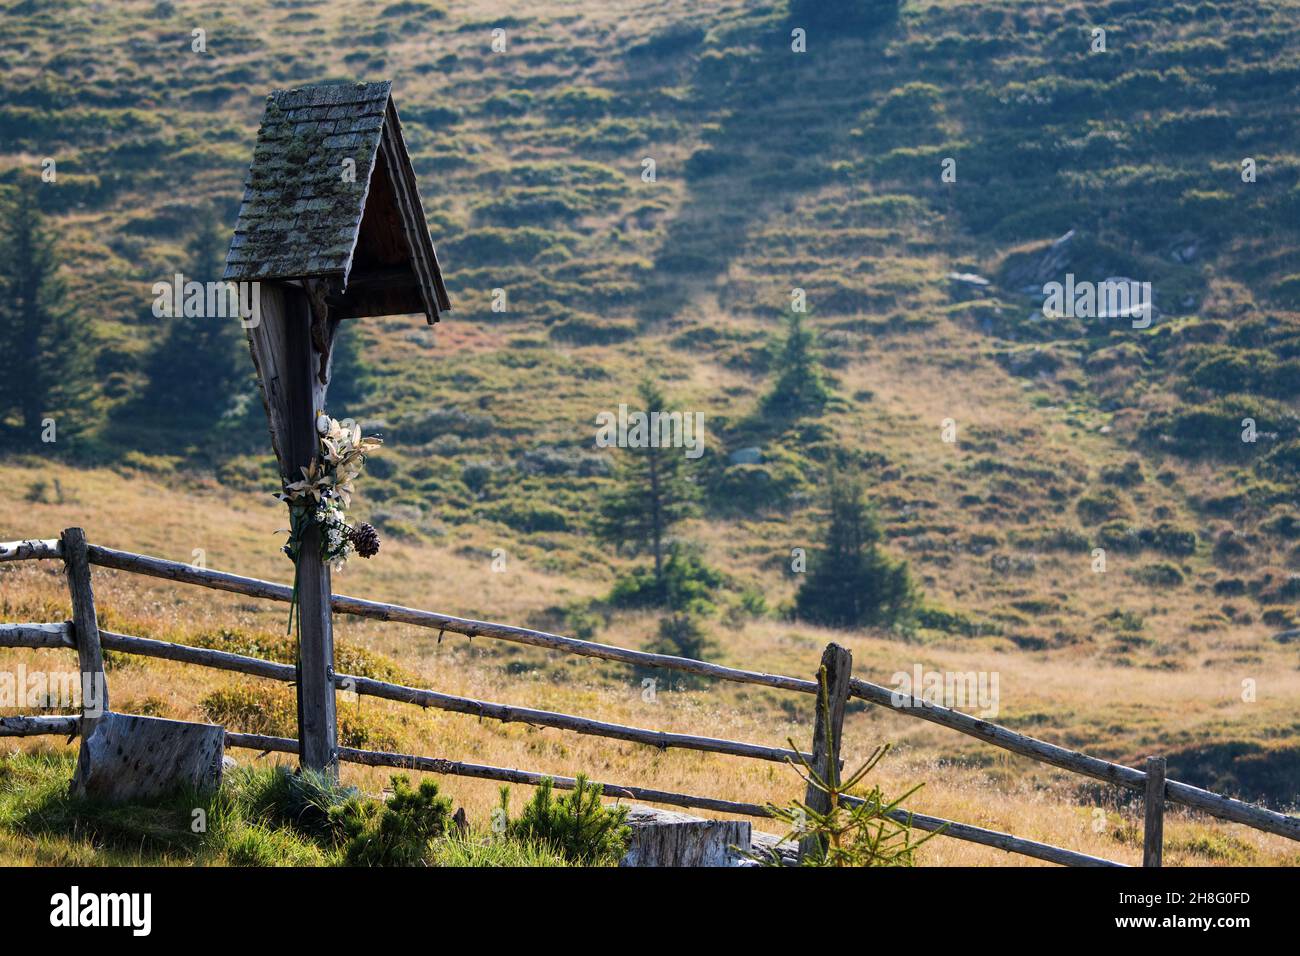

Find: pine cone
347;522;381;558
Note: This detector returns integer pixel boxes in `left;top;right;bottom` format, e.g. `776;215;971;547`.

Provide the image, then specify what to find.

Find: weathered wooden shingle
225;81;388;282
223;80;450;323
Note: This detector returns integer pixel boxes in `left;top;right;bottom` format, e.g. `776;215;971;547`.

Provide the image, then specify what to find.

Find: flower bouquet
276;412;383;632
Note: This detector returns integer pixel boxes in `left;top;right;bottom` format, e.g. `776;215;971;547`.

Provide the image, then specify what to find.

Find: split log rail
3;530;1299;867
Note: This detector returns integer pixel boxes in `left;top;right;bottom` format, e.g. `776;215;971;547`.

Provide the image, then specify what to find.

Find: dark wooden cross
224;81;450;775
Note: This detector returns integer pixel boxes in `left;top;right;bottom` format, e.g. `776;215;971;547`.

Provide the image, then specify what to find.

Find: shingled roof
224;80;450;323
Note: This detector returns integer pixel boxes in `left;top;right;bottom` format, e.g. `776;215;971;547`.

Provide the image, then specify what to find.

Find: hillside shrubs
1262;508;1300;540
1143;396;1298;457
788;0;900;30
645;613;717;662
638;613;720;687
628;23;704;58
1131;562;1186;588
1099;459;1144;487
483;499;570;532
200;683;403;751
608;544;725;614
1181;346;1300;398
545;85;615;118
1100;522;1201;557
187;628;415;684
1075;487;1134;525
914;605;987;637
1257;440;1300;482
445;226;569;264
705;452;809;515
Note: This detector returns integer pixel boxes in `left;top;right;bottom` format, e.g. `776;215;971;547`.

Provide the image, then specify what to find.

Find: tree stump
71;713;225;803
619;805;751;867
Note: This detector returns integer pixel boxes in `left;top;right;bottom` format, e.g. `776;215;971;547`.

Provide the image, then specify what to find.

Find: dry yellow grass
2;459;1297;867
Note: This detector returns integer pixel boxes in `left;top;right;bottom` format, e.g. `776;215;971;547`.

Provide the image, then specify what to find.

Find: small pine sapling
754;667;944;866
498;775;631;866
338;775;453;867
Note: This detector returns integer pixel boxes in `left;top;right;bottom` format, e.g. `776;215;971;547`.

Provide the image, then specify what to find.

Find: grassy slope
2;0;1299;864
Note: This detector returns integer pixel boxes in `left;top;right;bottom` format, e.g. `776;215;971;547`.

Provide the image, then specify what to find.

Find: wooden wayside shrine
223;81;451;775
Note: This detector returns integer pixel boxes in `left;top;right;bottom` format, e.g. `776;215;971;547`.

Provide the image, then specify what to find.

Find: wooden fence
2;529;1299;867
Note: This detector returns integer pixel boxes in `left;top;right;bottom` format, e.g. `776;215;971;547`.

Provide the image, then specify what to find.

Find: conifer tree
140;204;245;432
762;312;830;417
646;612;717;661
0;186;92;444
327;322;372;413
795;469;914;628
595;380;699;590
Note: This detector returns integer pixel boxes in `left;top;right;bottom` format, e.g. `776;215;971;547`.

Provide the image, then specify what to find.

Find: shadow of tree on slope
623;9;900;326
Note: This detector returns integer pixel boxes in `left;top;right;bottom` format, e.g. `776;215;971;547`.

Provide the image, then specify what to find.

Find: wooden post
800;642;852;861
62;527;108;795
294;519;337;777
245;284;338;778
61;528;107;729
1143;755;1166;867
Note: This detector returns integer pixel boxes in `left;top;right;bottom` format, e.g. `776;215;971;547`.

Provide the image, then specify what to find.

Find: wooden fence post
800;642;852;861
62;527;109;795
1143;755;1166;867
61;528;107;729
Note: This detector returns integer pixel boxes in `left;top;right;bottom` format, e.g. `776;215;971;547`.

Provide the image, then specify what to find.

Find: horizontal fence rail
81;544;821;695
840;795;1123;869
0;623;810;766
3;536;1299;866
0;539;60;562
0;715;80;737
231;730;776;815
0;623;70;648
